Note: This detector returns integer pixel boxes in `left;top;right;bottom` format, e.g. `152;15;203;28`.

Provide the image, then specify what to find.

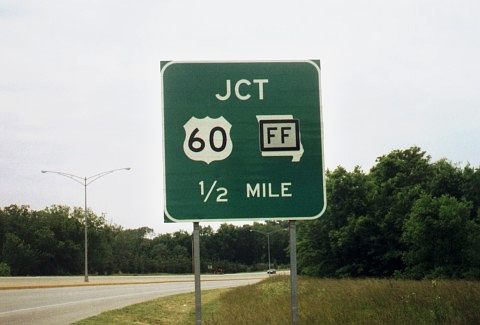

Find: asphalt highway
0;273;268;324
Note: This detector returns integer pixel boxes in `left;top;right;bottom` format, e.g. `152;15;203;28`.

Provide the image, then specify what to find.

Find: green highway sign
161;61;325;222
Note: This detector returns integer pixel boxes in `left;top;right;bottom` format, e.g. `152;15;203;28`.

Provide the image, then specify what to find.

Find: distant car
267;269;276;274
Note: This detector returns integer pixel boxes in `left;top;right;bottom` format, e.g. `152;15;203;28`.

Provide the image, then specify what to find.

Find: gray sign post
290;221;298;324
193;222;201;324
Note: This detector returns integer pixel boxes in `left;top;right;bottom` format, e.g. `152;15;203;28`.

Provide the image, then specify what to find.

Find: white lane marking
0;279;258;316
0;288;183;316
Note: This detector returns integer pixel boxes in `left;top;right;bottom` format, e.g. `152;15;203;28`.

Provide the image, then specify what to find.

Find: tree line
298;147;480;279
1;146;479;279
0;205;288;276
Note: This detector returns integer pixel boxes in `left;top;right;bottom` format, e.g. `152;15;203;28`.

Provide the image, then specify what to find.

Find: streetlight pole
84;177;87;282
251;228;285;271
267;233;271;271
41;167;131;282
266;233;270;270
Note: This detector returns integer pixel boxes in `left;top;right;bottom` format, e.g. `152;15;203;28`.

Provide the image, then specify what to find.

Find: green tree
462;165;480;218
2;233;39;275
402;194;478;278
329;215;381;277
370;147;432;275
428;159;463;199
298;166;375;276
0;262;10;276
36;206;83;275
112;227;154;273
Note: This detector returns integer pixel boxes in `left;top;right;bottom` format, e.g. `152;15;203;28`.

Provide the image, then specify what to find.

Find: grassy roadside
76;276;480;324
75;288;227;325
206;276;480;324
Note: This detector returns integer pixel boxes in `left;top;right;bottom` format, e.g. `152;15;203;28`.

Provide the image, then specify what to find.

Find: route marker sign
161;61;325;222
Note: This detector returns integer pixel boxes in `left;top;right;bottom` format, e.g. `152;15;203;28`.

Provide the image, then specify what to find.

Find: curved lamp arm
41;170;84;185
86;167;131;185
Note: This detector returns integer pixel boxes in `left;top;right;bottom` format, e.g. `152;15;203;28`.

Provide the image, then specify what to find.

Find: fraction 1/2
198;180;228;203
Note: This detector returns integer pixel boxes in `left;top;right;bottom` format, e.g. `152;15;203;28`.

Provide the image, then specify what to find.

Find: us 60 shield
183;116;233;164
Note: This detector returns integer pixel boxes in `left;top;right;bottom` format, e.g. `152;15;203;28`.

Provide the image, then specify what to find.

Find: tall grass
203;276;480;324
75;289;226;325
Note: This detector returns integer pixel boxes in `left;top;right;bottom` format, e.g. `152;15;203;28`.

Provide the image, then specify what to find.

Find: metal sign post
193;222;201;324
289;220;298;324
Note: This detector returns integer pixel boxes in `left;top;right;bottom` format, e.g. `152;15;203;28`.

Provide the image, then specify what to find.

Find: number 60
188;127;227;152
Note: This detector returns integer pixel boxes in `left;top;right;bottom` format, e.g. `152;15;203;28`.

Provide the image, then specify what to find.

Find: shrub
0;262;11;276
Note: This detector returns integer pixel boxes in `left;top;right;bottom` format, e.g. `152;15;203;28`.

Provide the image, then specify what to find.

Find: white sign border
160;60;326;223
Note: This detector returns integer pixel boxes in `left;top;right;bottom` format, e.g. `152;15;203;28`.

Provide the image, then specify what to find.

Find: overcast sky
1;0;479;234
